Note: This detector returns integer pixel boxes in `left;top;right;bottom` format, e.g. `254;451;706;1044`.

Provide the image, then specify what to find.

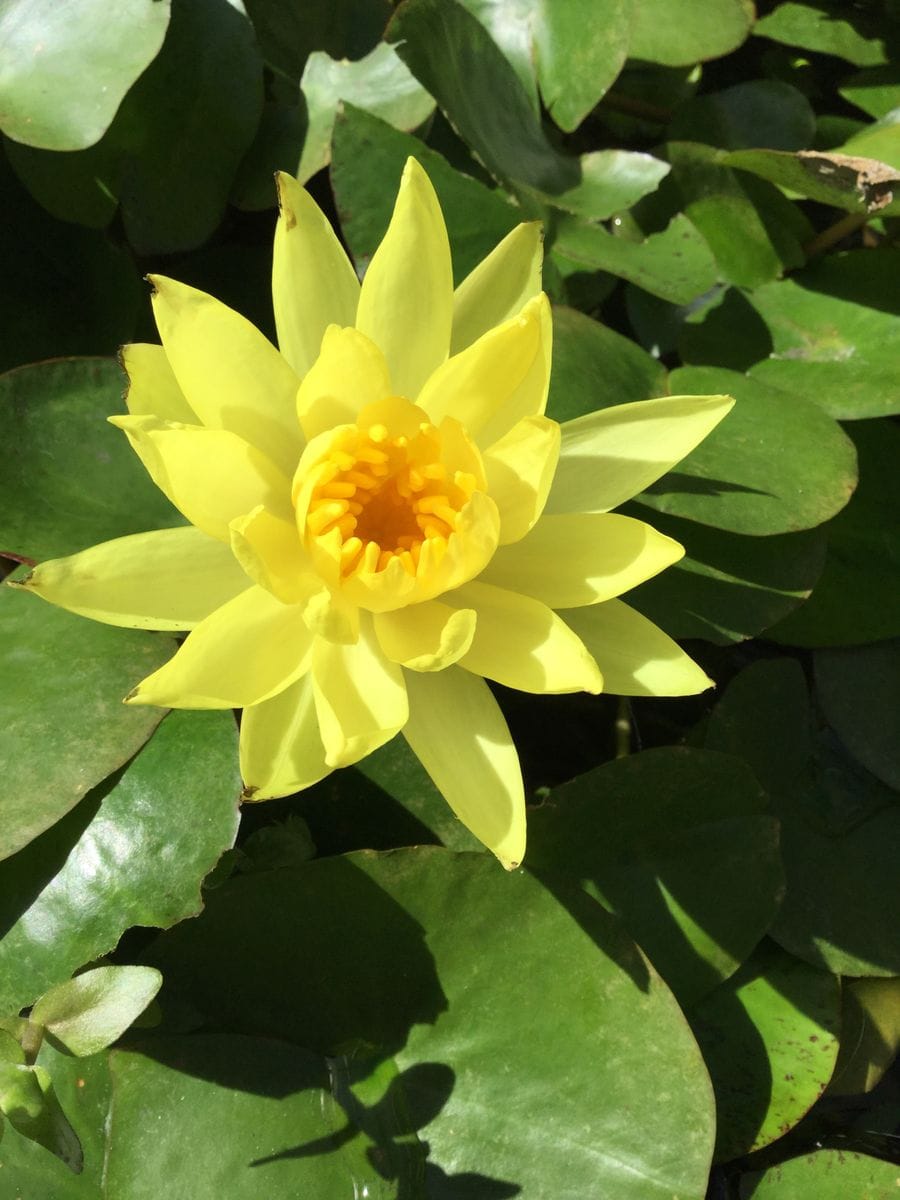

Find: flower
15;159;732;869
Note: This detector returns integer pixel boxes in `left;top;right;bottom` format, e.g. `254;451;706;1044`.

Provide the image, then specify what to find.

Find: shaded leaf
690;940;840;1161
0;710;240;1012
815;640;900;790
670;80;816;151
528;747;783;1006
828;977;900;1096
243;0;391;80
0;1062;82;1173
0;358;184;562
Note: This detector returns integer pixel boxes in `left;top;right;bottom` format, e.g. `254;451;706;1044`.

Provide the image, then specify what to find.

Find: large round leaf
746;250;900;419
106;1036;397;1199
0;358;184;562
147;848;717;1198
739;1149;900;1199
814;640;900;790
527;747;784;1005
768;419;900;646
0;582;172;866
637;367;857;536
0;710;240;1012
0;0;170;150
690;940;840;1161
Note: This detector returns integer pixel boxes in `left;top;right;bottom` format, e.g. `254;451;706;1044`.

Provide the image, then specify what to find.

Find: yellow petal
272;171;361;377
121;343;198;424
311;616;408;768
480;513;684;607
110;416;292;543
451;221;543;354
16;528;248;630
546;394;735;515
229;505;315;604
483;415;560;545
127;585;312;709
149;275;303;476
373;601;477;671
296;325;392;442
417;294;551;449
453;580;602;695
355;158;453;399
403;666;526;869
240;675;331;800
562;600;713;696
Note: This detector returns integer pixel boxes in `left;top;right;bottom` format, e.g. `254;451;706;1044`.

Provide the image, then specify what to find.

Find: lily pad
690;939;841;1161
0;0;170;150
0;710;240;1012
627;0;754;67
814;640;900;791
0;358;184;563
739;1148;900;1198
147;848;717;1198
670;80;816;151
746;250;900;419
527;747;784;1006
296;43;434;184
0;583;172;867
637;367;857;536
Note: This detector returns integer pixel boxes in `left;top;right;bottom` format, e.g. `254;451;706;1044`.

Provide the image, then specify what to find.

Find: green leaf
528;747;783;1005
243;0;391;80
31;967;162;1058
4;135;120;229
546;306;667;423
0;584;172;866
387;0;575;193
705;660;900;976
638;367;858;536
840;65;900;119
626;513;827;644
767;419;900;646
0;1063;82;1173
107;1035;401;1199
0;0;170;150
662;142;809;287
148;849;717;1198
739;1148;900;1198
296;44;434;184
754;2;893;67
0;159;141;375
690;940;840;1161
814;640;900;791
722;147;900;216
670;80;816;151
0;358;184;561
628;0;754;67
554;212;719;305
828;977;900;1096
0;710;240;1012
331;106;521;282
548;150;671;221
838;108;900;170
460;0;630;132
0;1042;109;1195
745;250;900;418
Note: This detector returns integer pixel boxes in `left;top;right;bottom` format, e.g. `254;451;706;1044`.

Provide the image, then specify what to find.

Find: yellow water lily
15;159;732;869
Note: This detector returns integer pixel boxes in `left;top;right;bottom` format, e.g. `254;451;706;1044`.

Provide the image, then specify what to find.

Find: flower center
305;415;478;580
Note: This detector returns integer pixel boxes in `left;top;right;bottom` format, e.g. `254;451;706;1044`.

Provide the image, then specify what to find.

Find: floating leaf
331;106;520;282
627;0;754;66
0;583;172;866
637;367;857;536
690;940;840;1161
527;747;784;1005
814;640;900;791
0;710;240;1012
148;848;717;1198
553;213;719;305
739;1148;900;1198
723;147;900;215
746;250;900;418
828;977;900;1097
547;306;666;423
243;0;391;80
670;80;816;151
754;2;892;67
0;0;170;150
0;358;184;562
296;43;434;184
